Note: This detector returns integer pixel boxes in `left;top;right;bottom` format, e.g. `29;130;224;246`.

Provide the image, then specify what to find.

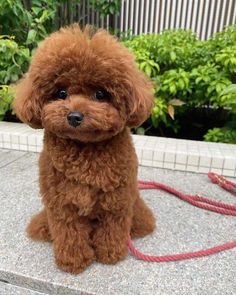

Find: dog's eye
56;89;67;99
94;90;110;101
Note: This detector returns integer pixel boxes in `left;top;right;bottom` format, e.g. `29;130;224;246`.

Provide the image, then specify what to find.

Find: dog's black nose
67;112;84;127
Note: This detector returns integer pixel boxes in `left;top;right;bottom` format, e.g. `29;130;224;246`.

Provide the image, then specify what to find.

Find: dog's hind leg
26;209;51;241
130;195;156;239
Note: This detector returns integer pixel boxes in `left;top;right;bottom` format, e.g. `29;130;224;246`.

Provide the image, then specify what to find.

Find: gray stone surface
0;149;27;168
0;148;235;295
0;281;48;295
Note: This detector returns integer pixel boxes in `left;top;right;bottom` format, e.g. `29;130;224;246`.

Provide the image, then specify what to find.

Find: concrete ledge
0;121;236;176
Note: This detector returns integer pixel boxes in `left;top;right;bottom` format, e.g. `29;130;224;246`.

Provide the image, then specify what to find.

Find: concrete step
0;281;49;295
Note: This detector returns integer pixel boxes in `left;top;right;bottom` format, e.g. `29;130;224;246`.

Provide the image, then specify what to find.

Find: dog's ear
13;76;42;128
126;72;154;127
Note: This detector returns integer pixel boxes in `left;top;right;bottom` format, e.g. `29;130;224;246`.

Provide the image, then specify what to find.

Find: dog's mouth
49;122;119;142
66;118;116;133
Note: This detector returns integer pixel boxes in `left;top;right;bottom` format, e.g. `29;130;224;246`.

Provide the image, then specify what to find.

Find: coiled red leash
128;172;236;262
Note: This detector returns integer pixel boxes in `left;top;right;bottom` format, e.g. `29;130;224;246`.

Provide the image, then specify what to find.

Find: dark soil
4;111;20;123
144;107;230;141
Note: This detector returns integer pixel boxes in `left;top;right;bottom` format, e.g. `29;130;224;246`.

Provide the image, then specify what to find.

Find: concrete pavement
0;149;235;295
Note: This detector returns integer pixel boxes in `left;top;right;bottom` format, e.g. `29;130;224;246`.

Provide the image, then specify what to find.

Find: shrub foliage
124;26;236;143
1;0;236;143
0;0;120;122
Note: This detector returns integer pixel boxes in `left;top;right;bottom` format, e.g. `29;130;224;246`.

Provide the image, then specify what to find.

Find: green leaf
151;114;158;128
32;7;41;15
195;77;202;84
139;61;147;70
178;79;185;89
220;84;236;96
216;84;222;93
170;51;177;61
145;65;152;77
169;84;177;94
26;29;37;45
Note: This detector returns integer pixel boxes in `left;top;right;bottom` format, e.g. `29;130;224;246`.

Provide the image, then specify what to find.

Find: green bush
124;26;236;142
204;128;236;144
0;0;121;48
0;35;30;84
90;0;121;16
0;0;58;120
0;85;15;121
0;35;30;120
0;0;57;47
1;1;236;144
215;46;236;74
0;0;123;122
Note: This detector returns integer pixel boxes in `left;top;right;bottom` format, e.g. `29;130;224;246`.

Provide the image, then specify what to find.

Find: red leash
128;172;236;262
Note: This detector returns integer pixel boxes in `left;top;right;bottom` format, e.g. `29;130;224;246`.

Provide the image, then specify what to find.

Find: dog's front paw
27;210;51;241
93;230;128;264
54;243;95;274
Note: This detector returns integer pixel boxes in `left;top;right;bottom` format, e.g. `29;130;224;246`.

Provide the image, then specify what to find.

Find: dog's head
14;25;154;142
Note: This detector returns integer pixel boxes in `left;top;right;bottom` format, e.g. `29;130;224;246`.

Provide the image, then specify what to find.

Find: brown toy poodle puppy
14;24;156;274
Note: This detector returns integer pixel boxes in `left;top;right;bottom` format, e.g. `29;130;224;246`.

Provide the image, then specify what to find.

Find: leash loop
128;172;236;262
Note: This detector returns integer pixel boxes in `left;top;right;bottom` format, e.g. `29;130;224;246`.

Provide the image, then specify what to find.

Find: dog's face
14;25;154;142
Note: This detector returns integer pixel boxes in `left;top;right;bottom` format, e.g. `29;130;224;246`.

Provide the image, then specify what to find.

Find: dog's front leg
92;186;133;264
47;210;94;274
92;211;131;264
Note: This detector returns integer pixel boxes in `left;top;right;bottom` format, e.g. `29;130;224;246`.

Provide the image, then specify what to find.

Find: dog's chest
44;130;136;191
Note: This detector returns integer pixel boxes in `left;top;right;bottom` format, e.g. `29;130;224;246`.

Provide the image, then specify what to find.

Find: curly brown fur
14;24;156;274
